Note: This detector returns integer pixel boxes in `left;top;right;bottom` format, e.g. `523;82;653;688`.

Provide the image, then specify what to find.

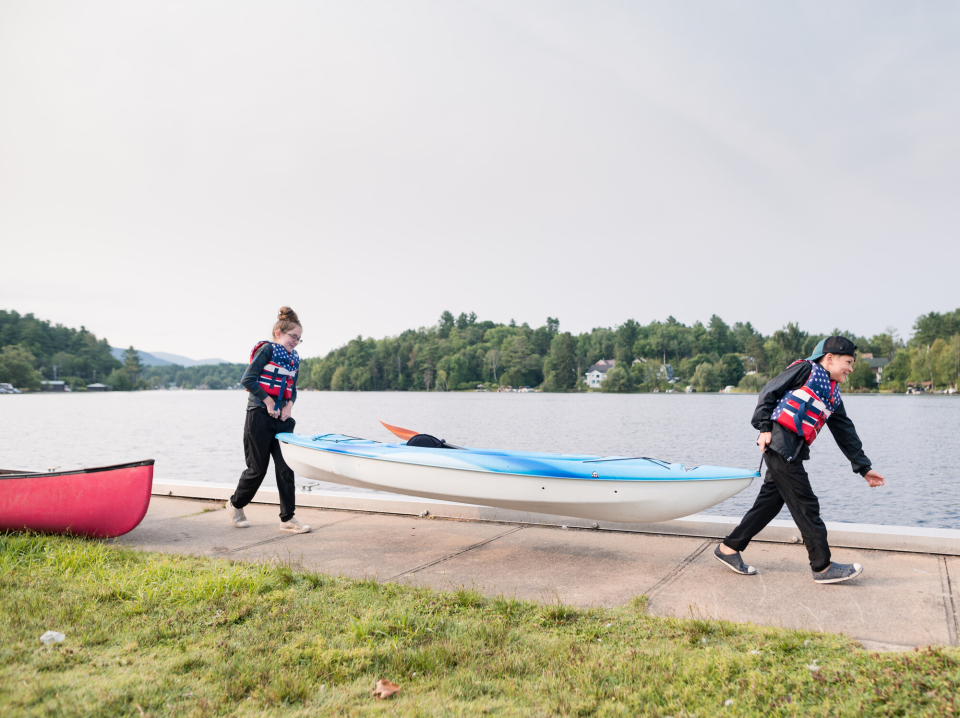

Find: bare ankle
719;543;737;555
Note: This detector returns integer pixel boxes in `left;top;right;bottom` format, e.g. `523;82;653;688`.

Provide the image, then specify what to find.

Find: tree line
297;308;960;393
0;310;120;390
2;307;958;393
0;310;245;391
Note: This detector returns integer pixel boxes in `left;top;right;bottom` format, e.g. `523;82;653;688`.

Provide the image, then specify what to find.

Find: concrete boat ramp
116;481;960;652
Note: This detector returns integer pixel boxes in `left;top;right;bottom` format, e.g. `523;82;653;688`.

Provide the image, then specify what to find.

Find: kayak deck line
150;480;960;557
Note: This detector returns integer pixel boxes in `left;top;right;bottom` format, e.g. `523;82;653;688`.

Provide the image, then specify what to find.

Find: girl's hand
263;396;279;418
757;432;772;452
280;402;293;422
863;469;885;488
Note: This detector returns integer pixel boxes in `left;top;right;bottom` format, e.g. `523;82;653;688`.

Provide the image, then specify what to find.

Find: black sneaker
713;544;757;575
812;562;862;584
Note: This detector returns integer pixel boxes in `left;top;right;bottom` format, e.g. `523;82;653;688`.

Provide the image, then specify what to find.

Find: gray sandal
813;562;862;584
713;544;757;575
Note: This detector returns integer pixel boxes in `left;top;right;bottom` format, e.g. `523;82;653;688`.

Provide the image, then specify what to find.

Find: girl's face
274;326;302;352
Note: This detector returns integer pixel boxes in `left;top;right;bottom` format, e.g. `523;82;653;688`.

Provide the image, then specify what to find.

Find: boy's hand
280;402;293;421
757;432;772;452
863;469;885;488
263;396;279;418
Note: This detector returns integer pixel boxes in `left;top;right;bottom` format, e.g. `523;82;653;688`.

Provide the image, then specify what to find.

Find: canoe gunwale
0;459;155;481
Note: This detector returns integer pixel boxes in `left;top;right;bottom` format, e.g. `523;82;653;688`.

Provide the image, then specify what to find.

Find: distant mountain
148;352;233;367
109;347;173;366
109;348;232;367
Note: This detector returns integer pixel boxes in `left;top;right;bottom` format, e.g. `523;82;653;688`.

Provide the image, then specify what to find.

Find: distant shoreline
7;388;958;397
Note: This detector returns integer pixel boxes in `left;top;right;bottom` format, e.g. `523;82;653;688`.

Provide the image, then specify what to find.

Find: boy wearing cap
715;336;886;583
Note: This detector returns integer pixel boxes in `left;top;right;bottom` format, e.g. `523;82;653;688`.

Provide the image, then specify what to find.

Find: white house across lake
584;359;616;388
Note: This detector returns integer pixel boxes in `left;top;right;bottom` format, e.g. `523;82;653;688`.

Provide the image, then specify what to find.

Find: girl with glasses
228;306;310;534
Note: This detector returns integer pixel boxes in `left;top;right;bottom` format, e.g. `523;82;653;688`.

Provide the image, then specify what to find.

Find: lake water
2;391;958;529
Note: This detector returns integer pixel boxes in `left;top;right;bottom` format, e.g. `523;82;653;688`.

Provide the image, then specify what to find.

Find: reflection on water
1;391;957;528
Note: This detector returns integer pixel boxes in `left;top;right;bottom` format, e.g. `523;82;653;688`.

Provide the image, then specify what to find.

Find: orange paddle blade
378;418;419;441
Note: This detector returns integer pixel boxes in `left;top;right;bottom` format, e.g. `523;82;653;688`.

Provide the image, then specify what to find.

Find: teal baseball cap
807;336;858;361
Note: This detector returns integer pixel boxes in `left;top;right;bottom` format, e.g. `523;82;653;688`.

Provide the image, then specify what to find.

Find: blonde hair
272;306;301;339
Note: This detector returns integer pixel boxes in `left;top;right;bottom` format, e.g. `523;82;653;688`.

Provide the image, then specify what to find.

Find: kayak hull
0;460;154;538
279;437;754;524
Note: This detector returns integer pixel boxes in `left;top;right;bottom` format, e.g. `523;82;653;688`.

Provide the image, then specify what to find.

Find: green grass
2;532;959;717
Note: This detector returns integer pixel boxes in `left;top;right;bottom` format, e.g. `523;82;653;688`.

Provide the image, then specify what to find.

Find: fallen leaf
373;678;401;699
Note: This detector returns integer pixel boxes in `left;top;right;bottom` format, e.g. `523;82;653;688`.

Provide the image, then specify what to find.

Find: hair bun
278;306;299;323
272;306;302;337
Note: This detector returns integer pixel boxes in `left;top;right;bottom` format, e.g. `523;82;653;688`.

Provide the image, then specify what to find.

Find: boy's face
821;353;855;383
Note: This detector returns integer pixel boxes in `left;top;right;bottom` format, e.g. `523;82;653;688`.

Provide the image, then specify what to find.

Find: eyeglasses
284;332;303;344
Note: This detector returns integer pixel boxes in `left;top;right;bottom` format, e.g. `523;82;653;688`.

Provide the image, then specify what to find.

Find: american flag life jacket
250;341;299;407
771;360;841;446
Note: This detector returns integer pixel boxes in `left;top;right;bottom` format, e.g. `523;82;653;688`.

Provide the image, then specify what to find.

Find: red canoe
0;460;154;538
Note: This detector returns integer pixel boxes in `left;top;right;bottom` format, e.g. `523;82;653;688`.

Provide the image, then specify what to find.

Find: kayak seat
406;434;463;450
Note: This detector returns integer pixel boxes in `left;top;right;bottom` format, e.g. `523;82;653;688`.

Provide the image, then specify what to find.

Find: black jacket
752;361;872;476
240;344;298;411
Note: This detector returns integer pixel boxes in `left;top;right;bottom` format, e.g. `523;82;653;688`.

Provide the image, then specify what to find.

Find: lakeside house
40;380;67;392
86;383;108;392
584;359;616;388
584;359;675;388
860;353;890;385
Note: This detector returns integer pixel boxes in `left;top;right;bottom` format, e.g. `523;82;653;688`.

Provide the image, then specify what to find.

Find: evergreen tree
546;332;578;391
615;319;640;367
438;311;455;339
708;314;732;354
123;346;143;387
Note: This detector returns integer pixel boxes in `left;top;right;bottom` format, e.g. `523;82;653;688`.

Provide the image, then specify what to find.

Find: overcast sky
1;1;958;362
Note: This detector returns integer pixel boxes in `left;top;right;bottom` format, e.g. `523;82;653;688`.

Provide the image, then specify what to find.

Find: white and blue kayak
277;432;758;524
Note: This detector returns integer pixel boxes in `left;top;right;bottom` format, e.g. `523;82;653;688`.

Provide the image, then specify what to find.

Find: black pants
723;449;831;572
230;408;297;522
